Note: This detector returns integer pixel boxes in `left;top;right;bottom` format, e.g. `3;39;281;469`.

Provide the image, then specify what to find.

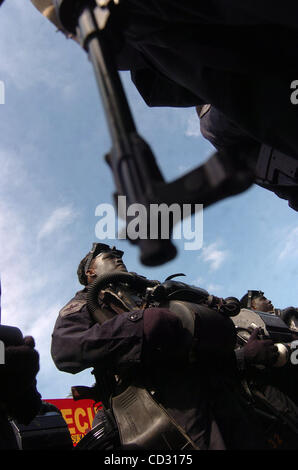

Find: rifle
29;0;252;266
33;1;298;266
232;308;295;367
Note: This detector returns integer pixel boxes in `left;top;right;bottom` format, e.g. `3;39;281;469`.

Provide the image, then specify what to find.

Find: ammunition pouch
111;385;198;450
75;384;199;451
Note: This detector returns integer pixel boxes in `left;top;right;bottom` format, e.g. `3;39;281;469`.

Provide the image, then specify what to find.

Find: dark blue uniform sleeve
198;105;254;152
51;302;144;374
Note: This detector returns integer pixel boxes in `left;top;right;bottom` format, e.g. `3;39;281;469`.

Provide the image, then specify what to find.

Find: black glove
5;380;42;425
0;335;41;423
1;339;40;391
242;328;279;367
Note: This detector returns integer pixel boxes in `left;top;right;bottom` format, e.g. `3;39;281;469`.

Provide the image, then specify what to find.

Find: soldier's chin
116;265;127;272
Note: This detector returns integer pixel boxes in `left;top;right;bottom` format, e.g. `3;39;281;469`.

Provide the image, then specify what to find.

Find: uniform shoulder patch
59;299;87;317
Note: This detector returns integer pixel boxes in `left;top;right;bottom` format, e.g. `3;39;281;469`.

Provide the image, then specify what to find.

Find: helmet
77;243;124;285
240;290;264;309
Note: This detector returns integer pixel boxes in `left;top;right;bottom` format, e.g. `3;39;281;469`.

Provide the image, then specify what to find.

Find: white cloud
0;202;49;323
0;147;27;189
192;276;204;287
0;138;81;397
206;283;223;294
0;198;86;398
278;226;298;261
201;241;228;271
37;205;77;240
185;113;201;138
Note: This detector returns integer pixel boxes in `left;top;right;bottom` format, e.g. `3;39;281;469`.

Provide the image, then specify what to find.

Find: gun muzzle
137;239;177;267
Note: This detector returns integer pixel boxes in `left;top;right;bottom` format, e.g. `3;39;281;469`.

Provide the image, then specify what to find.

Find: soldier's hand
243;328;279;367
5;381;42;425
0;339;40;402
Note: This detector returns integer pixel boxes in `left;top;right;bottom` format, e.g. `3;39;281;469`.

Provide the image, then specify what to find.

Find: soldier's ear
86;268;96;277
85;268;97;284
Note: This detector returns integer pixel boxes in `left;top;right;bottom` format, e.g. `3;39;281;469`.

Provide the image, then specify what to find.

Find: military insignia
59;299;87;317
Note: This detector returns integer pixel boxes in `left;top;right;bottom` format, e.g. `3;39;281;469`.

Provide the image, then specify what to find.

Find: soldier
31;0;298;213
240;289;298;330
235;289;298;431
105;0;298;159
197;105;298;211
51;242;298;450
240;290;274;313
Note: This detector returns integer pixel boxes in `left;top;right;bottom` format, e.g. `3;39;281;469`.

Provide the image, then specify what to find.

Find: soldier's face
90;251;128;278
252;295;274;312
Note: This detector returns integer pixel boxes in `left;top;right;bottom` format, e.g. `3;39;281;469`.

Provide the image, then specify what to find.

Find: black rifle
52;0;298;266
233;308;295;367
51;0;255;266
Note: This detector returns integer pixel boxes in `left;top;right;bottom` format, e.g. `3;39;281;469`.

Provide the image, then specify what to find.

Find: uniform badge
59;299;87;317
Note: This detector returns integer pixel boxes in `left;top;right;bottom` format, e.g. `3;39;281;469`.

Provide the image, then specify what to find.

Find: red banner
44;398;102;446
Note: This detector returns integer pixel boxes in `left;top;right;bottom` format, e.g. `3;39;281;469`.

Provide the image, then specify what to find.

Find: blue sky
0;1;297;399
